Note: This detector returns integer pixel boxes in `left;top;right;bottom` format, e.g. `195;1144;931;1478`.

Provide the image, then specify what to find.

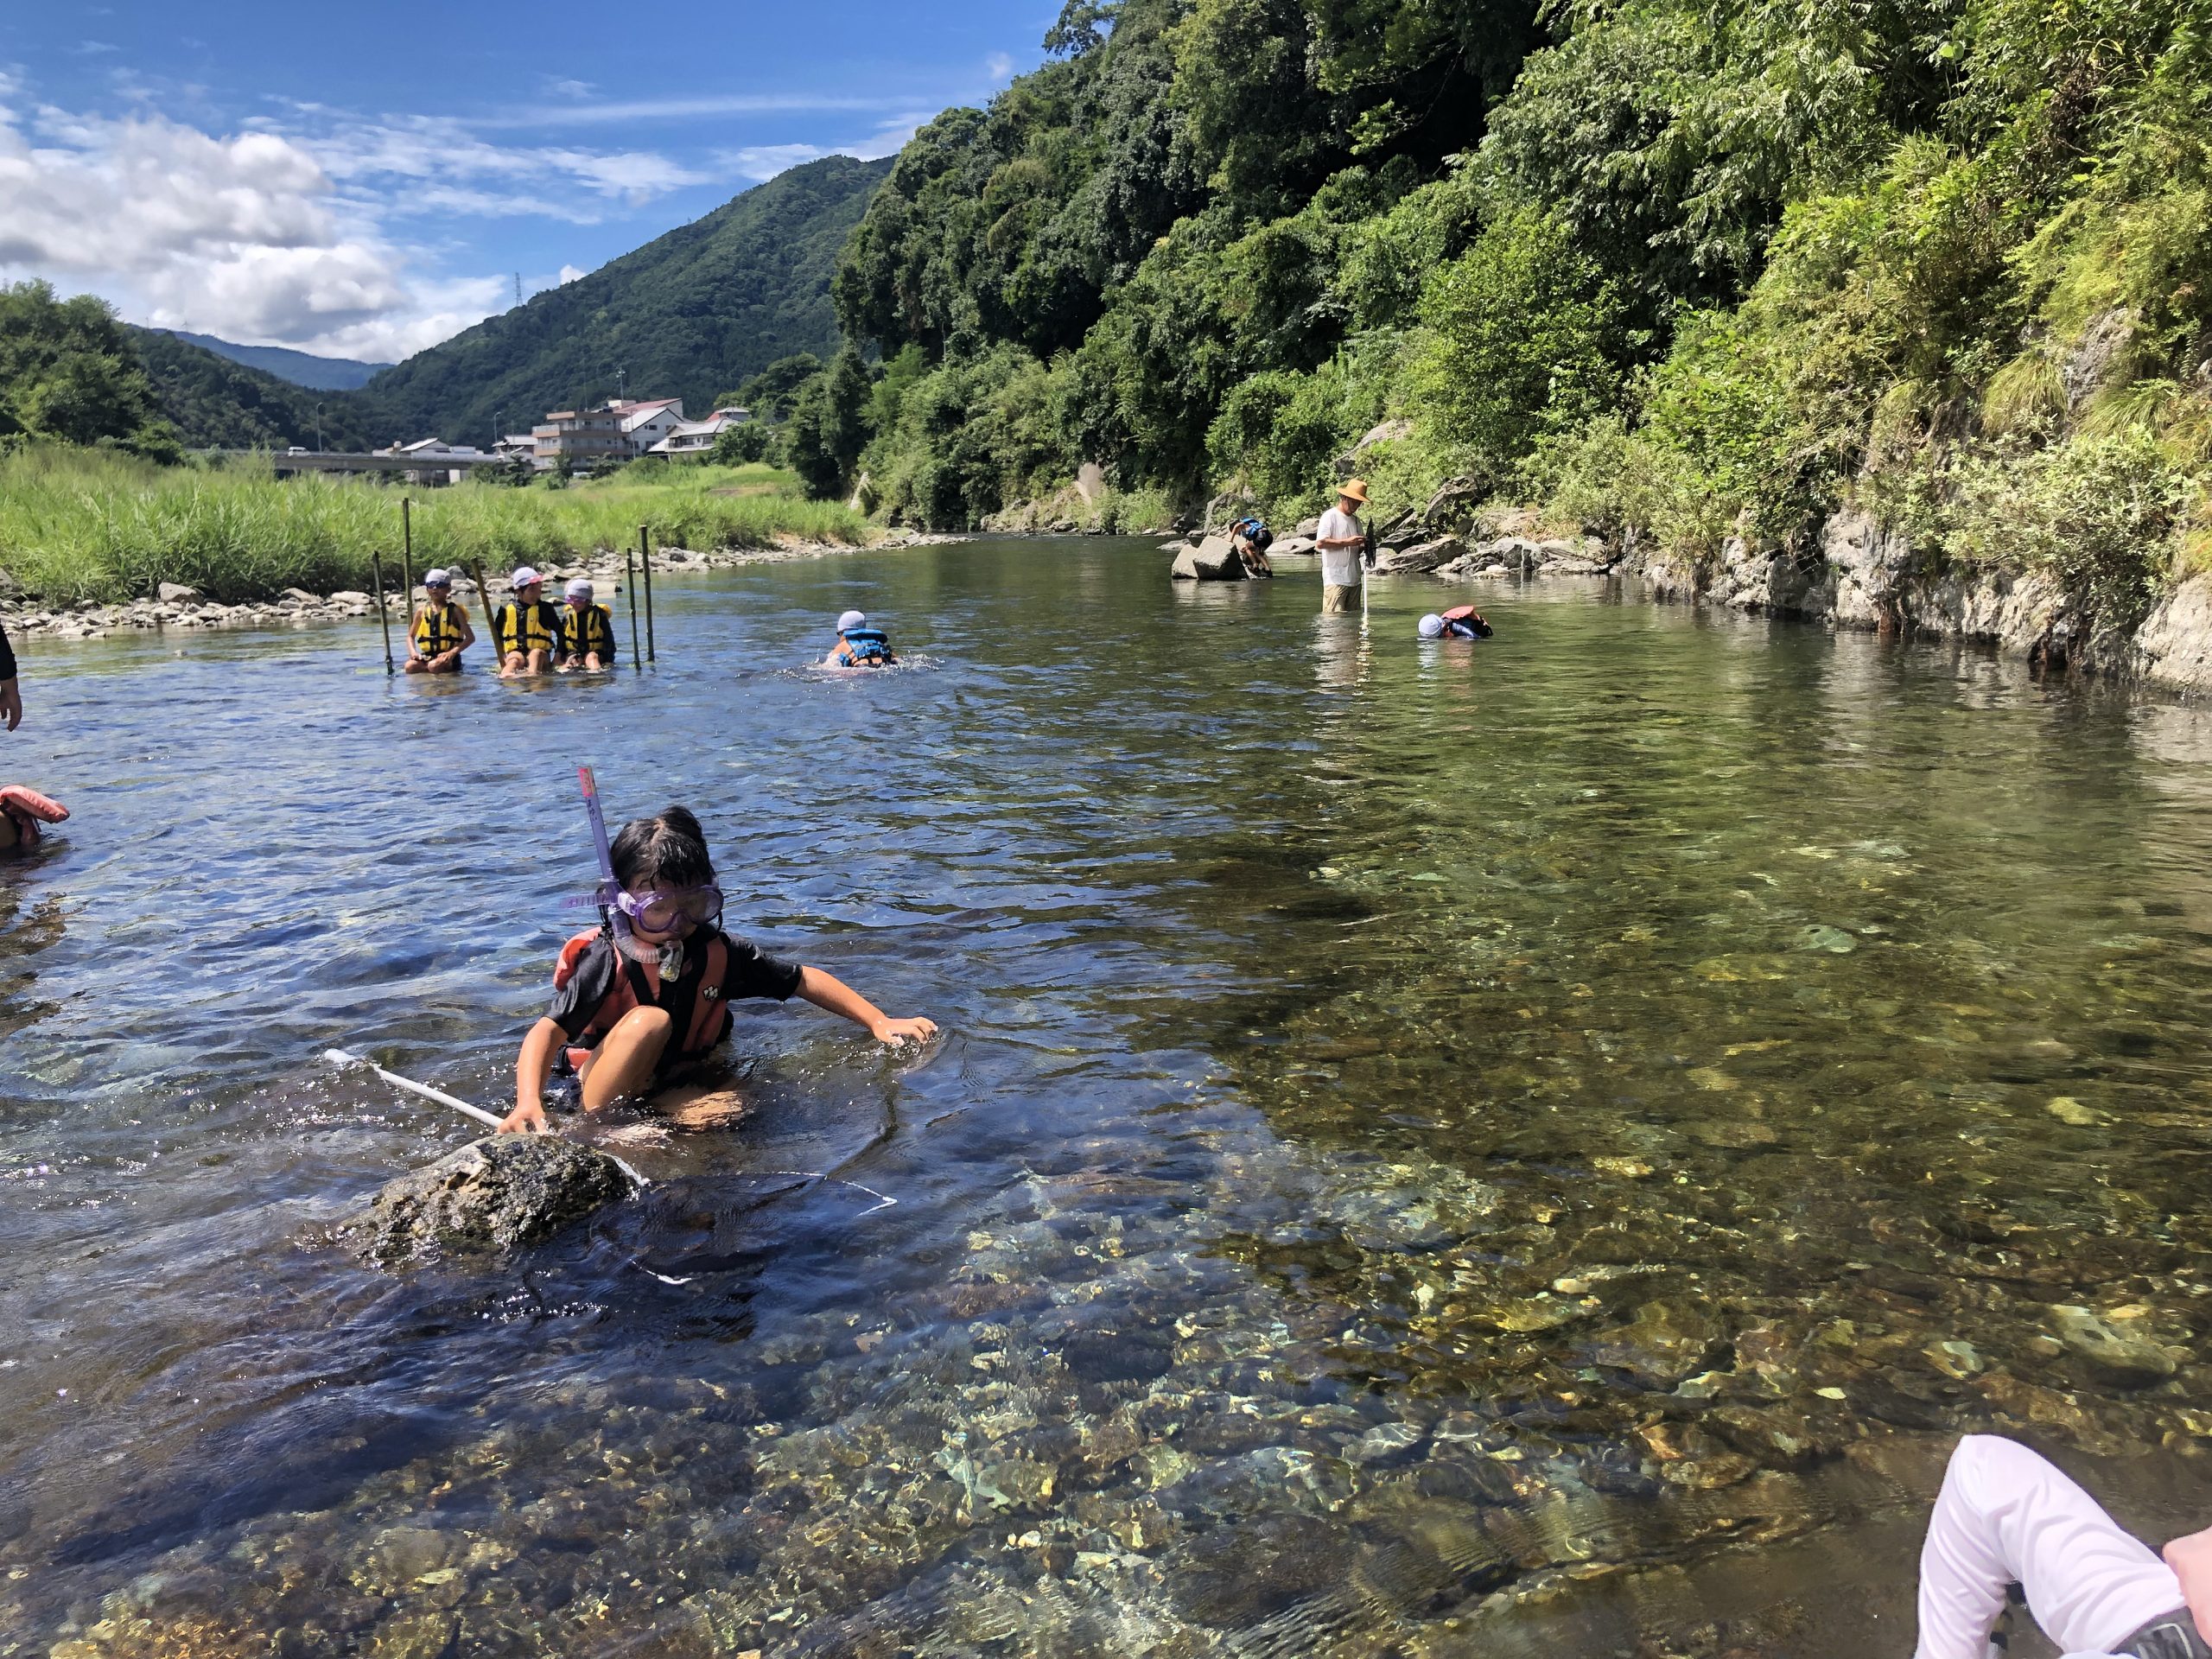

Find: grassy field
0;447;874;604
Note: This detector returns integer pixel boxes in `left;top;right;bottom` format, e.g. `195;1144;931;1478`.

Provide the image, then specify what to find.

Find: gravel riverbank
1;531;952;643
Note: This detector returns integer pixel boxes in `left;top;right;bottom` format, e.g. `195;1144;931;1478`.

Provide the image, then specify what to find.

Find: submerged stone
334;1135;630;1267
2050;1306;2177;1388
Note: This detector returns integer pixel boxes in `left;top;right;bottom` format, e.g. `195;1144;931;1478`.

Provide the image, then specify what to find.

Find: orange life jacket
554;927;733;1059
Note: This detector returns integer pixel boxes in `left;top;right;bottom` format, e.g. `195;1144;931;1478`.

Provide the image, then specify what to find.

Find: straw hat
1338;478;1370;505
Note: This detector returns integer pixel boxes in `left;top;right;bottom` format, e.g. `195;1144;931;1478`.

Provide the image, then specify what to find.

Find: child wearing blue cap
823;609;897;668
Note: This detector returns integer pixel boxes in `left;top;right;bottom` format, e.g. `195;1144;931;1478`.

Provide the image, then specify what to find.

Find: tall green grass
0;447;873;604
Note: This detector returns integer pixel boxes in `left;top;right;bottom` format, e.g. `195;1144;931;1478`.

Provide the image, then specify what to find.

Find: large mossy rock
336;1135;629;1266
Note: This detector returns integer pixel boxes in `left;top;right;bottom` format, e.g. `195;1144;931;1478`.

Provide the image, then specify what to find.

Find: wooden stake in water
639;524;657;664
372;554;395;674
625;543;642;671
468;560;501;661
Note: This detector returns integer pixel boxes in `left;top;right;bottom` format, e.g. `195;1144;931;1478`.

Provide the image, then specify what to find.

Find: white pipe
323;1047;505;1130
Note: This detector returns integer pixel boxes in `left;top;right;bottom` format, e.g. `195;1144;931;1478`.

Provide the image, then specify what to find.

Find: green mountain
159;331;391;391
359;154;893;445
131;327;375;452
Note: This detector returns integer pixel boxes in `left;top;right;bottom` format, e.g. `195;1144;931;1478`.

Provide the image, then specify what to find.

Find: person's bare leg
653;1079;748;1130
585;652;606;671
527;647;552;676
576;1007;674;1110
501;651;527;678
403;657;429;675
429;652;461;674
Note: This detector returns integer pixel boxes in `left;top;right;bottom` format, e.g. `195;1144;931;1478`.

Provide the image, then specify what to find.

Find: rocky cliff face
1444;506;2212;695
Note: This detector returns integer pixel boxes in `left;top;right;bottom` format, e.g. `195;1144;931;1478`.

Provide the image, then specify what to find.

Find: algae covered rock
335;1135;629;1266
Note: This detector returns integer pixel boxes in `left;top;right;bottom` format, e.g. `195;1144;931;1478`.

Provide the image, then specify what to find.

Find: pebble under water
3;538;2212;1657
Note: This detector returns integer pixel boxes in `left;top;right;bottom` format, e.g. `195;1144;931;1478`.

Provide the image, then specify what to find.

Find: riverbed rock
156;582;200;603
1589;1299;1723;1385
1171;535;1249;582
334;1135;630;1267
2050;1306;2177;1388
1270;537;1315;556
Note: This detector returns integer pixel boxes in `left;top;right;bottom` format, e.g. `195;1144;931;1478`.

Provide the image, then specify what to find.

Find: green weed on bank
0;447;871;604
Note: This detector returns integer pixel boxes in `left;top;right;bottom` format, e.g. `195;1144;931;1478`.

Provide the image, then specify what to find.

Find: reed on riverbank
0;447;873;603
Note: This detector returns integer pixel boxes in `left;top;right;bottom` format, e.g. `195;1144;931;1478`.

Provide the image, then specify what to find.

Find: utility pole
615;365;626;404
513;272;522;309
315;402;324;454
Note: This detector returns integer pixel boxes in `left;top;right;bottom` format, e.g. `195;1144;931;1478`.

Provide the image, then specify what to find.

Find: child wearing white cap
823;609;896;668
495;567;562;677
403;569;474;674
556;578;617;673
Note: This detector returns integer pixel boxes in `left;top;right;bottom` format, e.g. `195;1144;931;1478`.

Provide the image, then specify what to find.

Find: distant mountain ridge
132;327;376;452
357;153;894;445
159;331;391;391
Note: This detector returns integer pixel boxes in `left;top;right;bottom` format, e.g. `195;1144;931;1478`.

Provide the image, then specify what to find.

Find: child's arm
501;1016;565;1133
795;965;936;1046
457;611;476;651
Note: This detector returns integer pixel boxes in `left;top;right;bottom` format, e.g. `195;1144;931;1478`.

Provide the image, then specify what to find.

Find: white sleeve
1916;1437;2187;1659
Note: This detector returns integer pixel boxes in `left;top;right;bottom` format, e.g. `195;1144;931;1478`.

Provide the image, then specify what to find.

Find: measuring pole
401;497;415;600
624;543;642;671
372;554;395;674
639;524;656;664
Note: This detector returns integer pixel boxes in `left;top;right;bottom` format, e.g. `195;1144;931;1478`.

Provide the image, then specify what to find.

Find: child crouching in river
500;805;934;1133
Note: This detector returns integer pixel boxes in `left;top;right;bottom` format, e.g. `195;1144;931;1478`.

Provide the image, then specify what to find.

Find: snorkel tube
577;766;633;954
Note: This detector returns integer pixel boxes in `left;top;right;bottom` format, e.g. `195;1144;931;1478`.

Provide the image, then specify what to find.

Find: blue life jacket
837;627;892;665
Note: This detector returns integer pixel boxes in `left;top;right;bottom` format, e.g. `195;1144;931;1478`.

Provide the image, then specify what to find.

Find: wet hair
610;805;715;889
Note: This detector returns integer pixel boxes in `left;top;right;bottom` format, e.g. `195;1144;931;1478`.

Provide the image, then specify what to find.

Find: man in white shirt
1315;479;1370;613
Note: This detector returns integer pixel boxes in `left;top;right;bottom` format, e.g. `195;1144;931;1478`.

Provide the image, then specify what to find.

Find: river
3;537;2210;1657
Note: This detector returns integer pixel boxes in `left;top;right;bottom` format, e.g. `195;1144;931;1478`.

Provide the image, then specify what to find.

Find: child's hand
499;1099;550;1135
870;1016;938;1047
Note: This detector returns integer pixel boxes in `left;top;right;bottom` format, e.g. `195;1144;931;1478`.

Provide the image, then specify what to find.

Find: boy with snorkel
500;773;933;1133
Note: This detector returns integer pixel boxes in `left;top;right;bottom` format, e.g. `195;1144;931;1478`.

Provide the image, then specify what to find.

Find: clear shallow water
4;540;2212;1656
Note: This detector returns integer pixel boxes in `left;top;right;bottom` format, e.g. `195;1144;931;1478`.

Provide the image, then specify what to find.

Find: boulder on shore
156;582;201;604
334;1135;630;1267
1372;537;1468;575
1170;534;1249;582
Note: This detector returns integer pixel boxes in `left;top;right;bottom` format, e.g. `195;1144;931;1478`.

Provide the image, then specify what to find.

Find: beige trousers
1322;582;1361;613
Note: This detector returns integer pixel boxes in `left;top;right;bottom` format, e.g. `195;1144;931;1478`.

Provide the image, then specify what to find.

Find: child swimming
823;610;896;668
500;804;934;1133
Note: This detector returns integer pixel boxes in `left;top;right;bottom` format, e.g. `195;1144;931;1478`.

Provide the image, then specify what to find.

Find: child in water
823;609;896;667
500;805;934;1132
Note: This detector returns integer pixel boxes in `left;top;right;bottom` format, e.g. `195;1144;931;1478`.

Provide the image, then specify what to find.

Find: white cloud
716;142;830;182
557;264;586;284
0;83;734;357
986;52;1015;82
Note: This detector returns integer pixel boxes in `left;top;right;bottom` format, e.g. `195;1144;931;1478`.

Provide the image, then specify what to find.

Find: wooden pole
639;524;656;664
372;554;395;674
625;543;642;671
468;560;502;667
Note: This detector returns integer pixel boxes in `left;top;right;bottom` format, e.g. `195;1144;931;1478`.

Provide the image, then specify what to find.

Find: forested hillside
134;327;375;451
358;155;893;445
804;0;2212;632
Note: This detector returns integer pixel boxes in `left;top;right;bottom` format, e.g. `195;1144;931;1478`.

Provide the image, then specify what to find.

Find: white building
610;397;686;456
649;407;753;459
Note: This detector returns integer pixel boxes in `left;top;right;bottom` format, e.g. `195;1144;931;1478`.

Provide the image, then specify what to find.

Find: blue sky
0;2;1051;361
